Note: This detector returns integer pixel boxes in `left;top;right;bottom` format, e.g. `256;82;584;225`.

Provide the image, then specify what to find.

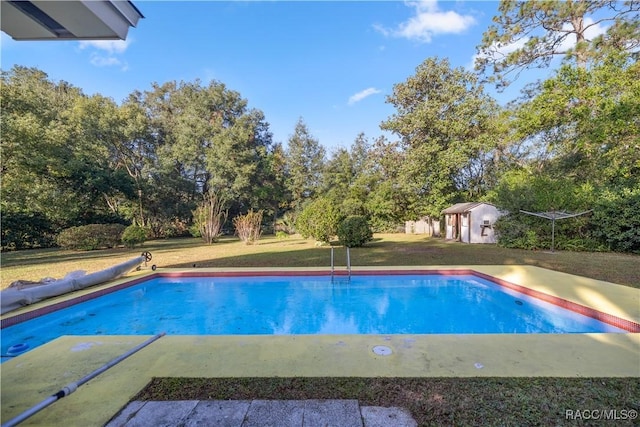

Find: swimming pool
1;271;633;361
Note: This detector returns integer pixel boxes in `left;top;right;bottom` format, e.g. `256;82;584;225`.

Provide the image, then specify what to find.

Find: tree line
1;1;638;252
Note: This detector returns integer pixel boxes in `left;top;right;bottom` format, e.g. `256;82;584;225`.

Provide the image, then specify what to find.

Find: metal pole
519;209;592;253
138;188;144;226
2;332;166;427
551;217;555;253
346;247;351;279
330;247;334;280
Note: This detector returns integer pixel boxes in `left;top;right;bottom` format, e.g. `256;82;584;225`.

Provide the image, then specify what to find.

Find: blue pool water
0;274;625;359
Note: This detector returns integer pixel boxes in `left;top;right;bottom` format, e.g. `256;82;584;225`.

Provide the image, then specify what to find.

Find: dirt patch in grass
134;377;640;426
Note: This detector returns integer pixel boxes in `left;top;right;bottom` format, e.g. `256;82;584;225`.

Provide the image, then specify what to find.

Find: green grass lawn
2;233;639;426
2;233;639;289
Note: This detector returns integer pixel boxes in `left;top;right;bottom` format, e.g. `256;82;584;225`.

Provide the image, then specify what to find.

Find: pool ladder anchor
330;247;351;283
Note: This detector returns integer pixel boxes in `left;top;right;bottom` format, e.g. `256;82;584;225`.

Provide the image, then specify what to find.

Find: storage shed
442;202;502;244
405;217;440;236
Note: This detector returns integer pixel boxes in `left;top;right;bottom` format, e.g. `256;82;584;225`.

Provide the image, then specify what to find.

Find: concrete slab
361;406;418;427
105;400;417;427
183;400;251;427
121;400;198;427
303;399;363;427
105;400;145;427
242;400;305;427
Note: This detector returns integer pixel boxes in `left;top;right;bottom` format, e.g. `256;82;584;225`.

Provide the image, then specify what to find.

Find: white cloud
375;0;476;43
470;37;529;70
372;23;390;38
79;38;131;54
78;38;132;70
90;55;121;67
348;87;381;106
559;17;607;52
88;53;129;71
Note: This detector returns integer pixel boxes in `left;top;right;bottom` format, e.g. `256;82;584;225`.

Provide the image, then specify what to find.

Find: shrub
156;219;190;239
337;215;372;247
275;212;297;234
56;224;125;251
1;211;56;250
515;229;542;250
589;188;640;253
296;197;341;243
188;224;202;238
554;236;607;252
488;171;604;252
192;191;228;244
494;213;604;252
233;210;263;245
493;215;542;250
121;225;148;248
275;230;289;239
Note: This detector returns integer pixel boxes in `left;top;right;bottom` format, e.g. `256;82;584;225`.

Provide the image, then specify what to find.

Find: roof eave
1;0;143;41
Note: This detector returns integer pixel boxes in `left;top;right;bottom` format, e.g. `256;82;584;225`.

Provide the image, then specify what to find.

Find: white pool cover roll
0;256;146;315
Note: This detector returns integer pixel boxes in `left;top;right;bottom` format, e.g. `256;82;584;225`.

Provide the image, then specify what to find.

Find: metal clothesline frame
519;209;592;252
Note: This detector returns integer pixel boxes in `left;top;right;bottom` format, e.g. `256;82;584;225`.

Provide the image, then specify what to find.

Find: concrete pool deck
1;265;639;426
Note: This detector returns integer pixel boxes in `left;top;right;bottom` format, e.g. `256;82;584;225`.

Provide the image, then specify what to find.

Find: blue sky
1;1;528;151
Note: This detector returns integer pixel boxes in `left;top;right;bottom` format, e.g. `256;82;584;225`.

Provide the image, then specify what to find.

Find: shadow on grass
0;246;134;267
163;239;525;269
167;246;332;268
2;235;638;288
0;238;207;268
159;237;639;288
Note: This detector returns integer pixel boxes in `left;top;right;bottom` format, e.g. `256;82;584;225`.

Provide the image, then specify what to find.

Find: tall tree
285;118;326;211
1;67;132;232
350;132;370;174
259;141;289;228
1;67;76;248
208;109;273;206
363;136;409;232
322;148;351;199
514;52;640;188
476;0;640;89
321;133;374;217
381;57;500;217
130;79;277;234
64;94;136;221
118;81;196;233
112;92;156;225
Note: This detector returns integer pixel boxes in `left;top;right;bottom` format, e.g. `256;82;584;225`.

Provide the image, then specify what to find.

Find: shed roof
441;202;495;214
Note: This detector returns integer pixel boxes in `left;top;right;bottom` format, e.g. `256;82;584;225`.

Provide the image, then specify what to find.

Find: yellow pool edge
1;265;639;426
